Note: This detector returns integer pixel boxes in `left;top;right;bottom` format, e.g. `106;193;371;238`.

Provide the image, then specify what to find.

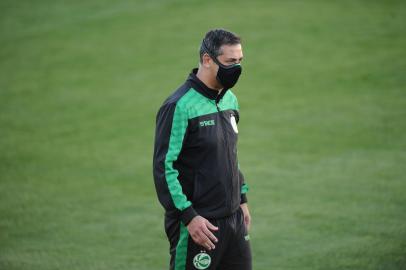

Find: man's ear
202;53;212;68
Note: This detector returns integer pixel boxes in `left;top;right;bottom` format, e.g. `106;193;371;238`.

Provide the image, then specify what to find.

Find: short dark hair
199;29;241;63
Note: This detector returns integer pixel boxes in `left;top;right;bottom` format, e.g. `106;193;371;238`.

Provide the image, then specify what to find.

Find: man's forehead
219;44;243;58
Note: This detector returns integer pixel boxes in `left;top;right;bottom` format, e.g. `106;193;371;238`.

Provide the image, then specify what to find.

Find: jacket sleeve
153;101;197;225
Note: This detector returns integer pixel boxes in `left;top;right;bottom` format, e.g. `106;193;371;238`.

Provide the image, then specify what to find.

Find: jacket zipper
215;97;234;210
215;96;220;111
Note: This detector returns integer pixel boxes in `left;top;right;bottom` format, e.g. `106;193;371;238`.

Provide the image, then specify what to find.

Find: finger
202;225;218;243
205;220;218;231
204;241;212;251
199;236;214;251
200;231;215;250
197;230;215;250
194;236;209;250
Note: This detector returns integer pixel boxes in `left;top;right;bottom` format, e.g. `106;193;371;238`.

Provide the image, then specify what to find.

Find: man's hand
240;203;251;231
187;216;218;250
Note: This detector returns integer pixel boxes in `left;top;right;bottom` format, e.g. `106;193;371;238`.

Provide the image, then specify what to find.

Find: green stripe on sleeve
164;102;192;211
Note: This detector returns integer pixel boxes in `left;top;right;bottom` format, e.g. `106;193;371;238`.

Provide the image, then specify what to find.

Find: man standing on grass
153;28;252;270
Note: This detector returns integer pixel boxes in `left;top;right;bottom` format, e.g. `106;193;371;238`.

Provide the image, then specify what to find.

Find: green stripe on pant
175;223;189;270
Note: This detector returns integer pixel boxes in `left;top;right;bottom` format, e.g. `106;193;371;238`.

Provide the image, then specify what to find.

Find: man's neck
196;68;222;92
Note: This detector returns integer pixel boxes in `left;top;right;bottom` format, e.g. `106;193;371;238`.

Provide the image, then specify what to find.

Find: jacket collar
187;68;228;102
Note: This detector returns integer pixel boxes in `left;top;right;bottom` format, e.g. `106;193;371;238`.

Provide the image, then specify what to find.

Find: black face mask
211;57;242;90
201;40;242;90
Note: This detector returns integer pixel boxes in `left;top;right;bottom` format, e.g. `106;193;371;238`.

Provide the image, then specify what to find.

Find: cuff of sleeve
240;193;248;204
180;205;198;225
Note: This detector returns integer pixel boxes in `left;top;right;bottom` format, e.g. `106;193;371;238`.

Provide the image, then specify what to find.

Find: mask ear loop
201;39;234;69
201;39;213;58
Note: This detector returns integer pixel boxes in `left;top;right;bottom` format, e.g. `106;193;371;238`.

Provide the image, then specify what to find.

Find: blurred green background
1;0;405;269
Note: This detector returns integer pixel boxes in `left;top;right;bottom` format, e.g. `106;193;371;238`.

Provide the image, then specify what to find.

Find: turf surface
1;0;405;269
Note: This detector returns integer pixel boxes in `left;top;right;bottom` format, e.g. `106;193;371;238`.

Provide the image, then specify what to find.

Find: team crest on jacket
230;115;238;134
193;251;211;269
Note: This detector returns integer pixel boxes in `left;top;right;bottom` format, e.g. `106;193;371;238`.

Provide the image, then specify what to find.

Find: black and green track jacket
153;68;249;226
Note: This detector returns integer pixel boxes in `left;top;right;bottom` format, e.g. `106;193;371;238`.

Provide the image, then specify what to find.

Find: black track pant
165;207;252;270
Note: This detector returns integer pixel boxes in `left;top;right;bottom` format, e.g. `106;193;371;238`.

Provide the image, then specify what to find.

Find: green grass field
1;0;405;269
